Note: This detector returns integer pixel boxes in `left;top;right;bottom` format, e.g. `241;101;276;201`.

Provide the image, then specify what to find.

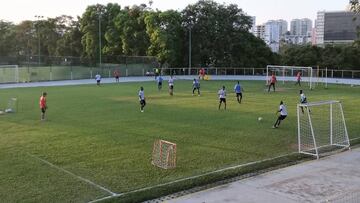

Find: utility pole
35;15;44;65
188;27;192;75
98;10;102;68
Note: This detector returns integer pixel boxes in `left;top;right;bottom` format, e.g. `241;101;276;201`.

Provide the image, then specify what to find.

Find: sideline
26;153;119;196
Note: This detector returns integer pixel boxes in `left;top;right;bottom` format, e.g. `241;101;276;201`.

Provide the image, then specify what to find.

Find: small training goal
152;140;176;169
297;100;350;159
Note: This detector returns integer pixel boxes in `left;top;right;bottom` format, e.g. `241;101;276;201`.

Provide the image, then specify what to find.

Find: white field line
26;153;118;196
88;152;297;203
87;194;123;203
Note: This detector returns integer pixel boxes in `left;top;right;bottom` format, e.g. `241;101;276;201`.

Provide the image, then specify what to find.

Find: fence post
142;69;145;76
90;69;93;79
126;69;128;77
352;71;354;79
215;68;218;76
342;70;344;78
253;68;255;76
50;66;53;81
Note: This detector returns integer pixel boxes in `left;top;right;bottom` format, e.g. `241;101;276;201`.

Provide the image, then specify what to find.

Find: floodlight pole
188;27;192;75
35;15;44;65
98;10;102;69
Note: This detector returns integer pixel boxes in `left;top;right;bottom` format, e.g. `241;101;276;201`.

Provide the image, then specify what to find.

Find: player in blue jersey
234;81;243;103
192;78;201;96
157;75;163;91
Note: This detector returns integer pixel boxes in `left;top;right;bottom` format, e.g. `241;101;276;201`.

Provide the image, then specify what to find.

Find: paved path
1;75;359;89
169;148;360;203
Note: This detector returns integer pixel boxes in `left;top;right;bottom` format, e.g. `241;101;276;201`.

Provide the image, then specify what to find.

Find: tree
145;10;184;67
181;0;270;67
0;21;16;56
115;5;150;56
56;16;83;57
103;3;123;56
80;4;108;64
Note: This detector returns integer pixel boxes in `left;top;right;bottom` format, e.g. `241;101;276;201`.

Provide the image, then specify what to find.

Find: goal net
5;98;18;113
152;140;176;169
266;65;313;89
297;100;350;159
0;65;19;83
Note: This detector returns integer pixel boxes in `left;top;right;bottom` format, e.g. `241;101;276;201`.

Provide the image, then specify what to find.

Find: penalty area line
26;153;119;196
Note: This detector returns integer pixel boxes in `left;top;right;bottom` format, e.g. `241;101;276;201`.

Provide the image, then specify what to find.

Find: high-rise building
249;16;256;34
290;18;312;35
264;19;288;52
316;11;360;45
254;25;265;41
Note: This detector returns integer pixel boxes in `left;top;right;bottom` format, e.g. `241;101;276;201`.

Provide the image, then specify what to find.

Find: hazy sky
0;0;350;25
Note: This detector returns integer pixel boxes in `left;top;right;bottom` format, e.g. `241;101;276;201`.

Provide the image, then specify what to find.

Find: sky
0;0;350;25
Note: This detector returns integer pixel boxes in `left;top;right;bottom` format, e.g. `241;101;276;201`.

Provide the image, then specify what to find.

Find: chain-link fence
1;57;360;83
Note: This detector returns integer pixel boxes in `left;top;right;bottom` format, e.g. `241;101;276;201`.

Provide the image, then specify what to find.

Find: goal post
5;98;18;113
0;65;19;83
297;100;350;159
152;140;177;169
266;65;313;89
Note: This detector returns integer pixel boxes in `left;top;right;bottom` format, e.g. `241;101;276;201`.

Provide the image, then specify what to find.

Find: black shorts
41;108;46;113
220;98;226;103
236;93;242;97
140;100;146;105
115;76;119;79
169;85;174;90
158;82;162;86
97;80;101;83
278;115;287;120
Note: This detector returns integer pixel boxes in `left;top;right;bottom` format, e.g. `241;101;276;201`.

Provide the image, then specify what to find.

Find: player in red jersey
39;92;47;121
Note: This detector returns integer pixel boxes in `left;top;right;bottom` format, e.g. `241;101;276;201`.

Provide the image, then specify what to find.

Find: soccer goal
152;140;177;169
297;100;350;159
266;65;313;89
5;98;18;113
0;65;19;83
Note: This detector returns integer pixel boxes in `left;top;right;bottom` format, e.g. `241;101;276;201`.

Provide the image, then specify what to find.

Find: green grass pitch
0;80;359;202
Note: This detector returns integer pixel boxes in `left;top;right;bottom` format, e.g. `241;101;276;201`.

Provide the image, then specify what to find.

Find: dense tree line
0;0;359;69
0;0;276;68
280;44;360;69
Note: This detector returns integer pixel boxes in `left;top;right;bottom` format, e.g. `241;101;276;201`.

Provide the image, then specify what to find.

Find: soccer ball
0;111;4;115
258;117;263;121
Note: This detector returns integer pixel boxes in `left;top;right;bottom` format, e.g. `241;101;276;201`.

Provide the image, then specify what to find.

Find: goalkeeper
273;101;287;128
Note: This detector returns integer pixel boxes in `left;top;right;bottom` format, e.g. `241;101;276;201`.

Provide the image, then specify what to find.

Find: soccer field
0;80;359;202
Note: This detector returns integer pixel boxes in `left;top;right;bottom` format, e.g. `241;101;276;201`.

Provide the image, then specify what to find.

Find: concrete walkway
169;148;360;203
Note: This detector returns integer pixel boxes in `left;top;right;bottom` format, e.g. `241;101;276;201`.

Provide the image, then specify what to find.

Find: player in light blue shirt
234;81;243;103
192;78;200;96
157;75;163;91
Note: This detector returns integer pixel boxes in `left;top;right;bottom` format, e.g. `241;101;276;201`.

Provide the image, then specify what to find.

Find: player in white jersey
139;87;146;112
95;73;101;86
299;89;310;113
273;101;287;128
218;86;226;110
168;76;174;96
